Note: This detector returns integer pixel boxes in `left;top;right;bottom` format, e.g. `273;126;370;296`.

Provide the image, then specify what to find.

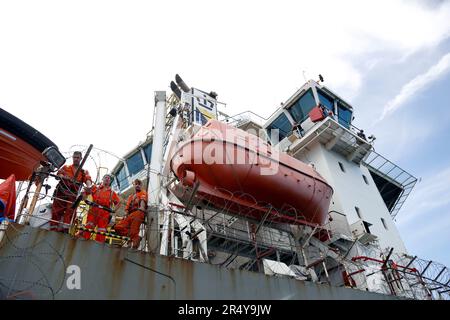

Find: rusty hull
0;223;397;300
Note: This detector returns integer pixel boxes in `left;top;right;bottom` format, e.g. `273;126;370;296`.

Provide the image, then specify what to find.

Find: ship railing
219;111;268;128
15;212;71;229
165;195;298;259
334;112;369;139
328;118;373;152
15;208;130;244
286;116;373;166
361;150;418;220
394;253;450;300
170;185;299;252
13;184;131;246
349;249;449;300
203;212;295;253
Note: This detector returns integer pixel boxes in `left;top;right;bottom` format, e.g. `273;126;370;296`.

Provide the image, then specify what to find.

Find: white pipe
159;212;170;256
148;91;166;206
147;91;167;253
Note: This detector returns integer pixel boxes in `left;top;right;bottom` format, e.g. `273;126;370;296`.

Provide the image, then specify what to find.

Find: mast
146;91;166;253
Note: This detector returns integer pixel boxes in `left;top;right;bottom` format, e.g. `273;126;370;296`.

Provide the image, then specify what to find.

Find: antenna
302;70;307;82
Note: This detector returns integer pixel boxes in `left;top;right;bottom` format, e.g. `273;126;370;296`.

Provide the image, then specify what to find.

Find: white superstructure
104;76;447;300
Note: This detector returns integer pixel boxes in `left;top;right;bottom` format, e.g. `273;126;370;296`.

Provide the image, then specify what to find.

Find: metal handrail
221;110;268;127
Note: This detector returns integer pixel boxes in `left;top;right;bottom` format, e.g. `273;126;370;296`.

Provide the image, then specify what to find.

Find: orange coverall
114;190;147;248
51;165;91;232
82;185;120;243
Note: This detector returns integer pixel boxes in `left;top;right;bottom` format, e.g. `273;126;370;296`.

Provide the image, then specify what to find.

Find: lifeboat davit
170;120;333;226
0;108;57;181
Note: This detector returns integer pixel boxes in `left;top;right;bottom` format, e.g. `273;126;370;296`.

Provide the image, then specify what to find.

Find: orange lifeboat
0;108;57;181
170;120;333;227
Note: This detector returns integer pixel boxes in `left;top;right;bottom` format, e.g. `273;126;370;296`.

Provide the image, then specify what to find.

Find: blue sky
0;0;449;267
349;45;450;267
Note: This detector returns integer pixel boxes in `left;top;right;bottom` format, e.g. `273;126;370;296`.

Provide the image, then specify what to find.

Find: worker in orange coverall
51;151;92;233
114;178;147;249
81;174;120;243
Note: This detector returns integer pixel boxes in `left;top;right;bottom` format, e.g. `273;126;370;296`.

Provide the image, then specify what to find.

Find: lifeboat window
266;112;292;142
127;151;145;176
381;218;388;230
338;162;345;172
355;206;362;219
337;101;352;129
143;143;152;163
362;174;369;185
288;89;317;123
317;89;335;114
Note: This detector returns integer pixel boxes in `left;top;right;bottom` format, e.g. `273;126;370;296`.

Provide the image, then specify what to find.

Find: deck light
42;146;66;170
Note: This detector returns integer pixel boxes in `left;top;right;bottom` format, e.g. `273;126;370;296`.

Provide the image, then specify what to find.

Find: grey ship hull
0;223;398;300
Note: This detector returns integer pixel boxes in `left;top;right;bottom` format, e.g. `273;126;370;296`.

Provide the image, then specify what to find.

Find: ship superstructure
103;76;447;300
0;76;449;300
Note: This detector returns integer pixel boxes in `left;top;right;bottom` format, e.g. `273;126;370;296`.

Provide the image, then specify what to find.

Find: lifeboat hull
0;128;46;180
0;108;57;181
170;120;333;226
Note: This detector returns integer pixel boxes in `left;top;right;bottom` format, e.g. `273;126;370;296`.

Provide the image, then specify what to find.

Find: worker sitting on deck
114;179;147;249
81;174;120;243
50;151;92;233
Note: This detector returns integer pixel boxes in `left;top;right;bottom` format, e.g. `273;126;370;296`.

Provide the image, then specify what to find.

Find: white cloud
398;212;450;265
396;165;450;265
0;0;449;157
398;166;450;225
344;0;450;53
379;52;450;121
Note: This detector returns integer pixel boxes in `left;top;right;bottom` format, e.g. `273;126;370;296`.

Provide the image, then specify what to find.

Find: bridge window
116;164;129;191
266;112;292;142
337;101;352;129
288;89;317;123
127;151;144;176
317;89;334;113
143;143;152;163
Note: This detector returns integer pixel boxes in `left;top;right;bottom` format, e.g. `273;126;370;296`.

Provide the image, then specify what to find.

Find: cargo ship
0;75;448;300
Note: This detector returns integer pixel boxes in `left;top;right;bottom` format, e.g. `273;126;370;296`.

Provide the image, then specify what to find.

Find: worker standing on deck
81;174;120;243
114;179;147;249
50;151;92;233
